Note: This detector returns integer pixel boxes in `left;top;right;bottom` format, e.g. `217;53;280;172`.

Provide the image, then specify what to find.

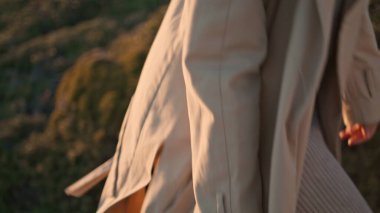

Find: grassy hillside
0;0;165;121
0;0;379;212
0;0;166;211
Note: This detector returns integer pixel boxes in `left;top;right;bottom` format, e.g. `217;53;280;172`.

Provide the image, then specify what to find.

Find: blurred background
0;0;379;212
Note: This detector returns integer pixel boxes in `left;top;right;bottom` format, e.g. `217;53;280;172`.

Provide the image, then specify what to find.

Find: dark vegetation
0;0;166;211
0;0;379;212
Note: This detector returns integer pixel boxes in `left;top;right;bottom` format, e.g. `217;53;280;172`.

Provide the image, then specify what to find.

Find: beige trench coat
98;0;380;212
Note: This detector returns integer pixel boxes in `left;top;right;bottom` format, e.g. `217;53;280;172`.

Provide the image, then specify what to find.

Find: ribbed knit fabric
296;115;373;213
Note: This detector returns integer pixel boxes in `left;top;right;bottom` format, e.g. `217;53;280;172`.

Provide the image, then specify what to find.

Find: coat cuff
342;97;380;126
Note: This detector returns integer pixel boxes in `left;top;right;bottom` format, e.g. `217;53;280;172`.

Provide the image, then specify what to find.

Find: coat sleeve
180;0;267;211
342;7;380;126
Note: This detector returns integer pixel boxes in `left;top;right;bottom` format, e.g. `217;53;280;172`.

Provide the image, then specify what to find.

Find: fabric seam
218;1;233;212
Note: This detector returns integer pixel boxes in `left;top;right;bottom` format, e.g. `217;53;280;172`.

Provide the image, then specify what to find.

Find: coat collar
315;0;359;41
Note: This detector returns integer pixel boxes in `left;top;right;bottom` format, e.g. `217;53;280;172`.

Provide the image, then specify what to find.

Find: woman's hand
339;123;378;146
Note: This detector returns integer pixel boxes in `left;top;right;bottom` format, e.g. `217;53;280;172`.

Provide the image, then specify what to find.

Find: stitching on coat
218;0;233;212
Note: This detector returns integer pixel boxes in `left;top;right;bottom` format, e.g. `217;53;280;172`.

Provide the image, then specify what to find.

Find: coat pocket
363;68;375;98
216;193;225;213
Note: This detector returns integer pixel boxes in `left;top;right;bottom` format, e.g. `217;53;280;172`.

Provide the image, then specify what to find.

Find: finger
348;135;366;146
351;123;362;132
339;130;351;140
360;126;367;138
339;126;359;141
347;124;361;134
